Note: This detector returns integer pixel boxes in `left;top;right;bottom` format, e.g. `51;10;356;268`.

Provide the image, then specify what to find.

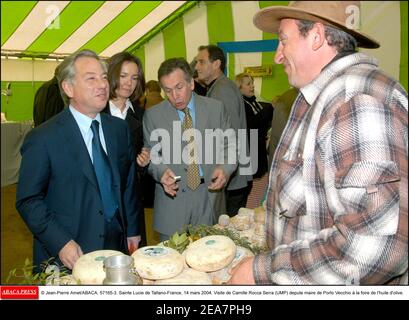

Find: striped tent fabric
1;1;406;122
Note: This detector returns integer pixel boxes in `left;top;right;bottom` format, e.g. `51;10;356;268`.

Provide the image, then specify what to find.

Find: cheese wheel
238;225;255;240
142;278;156;285
155;268;212;285
132;246;184;280
72;250;124;285
185;235;236;272
59;275;79;285
218;214;230;227
208;246;254;284
230;214;251;231
238;207;255;222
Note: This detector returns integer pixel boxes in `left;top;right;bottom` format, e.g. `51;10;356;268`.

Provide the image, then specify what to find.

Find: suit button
99;234;104;238
182;189;186;192
99;210;103;216
184;168;187;172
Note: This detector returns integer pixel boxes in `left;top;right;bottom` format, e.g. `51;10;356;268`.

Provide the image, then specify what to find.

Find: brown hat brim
253;6;380;49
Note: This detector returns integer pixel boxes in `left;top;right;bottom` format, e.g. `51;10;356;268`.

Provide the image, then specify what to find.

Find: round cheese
142;278;156;285
218;214;230;227
230;214;251;231
185;235;236;272
208;246;254;284
238;225;255;240
59;275;79;285
132;246;184;280
72;250;124;285
238;207;255;222
155;268;212;285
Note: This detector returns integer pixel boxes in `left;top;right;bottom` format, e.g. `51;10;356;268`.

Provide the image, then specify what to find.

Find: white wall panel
183;1;209;63
361;1;400;80
1;59;59;81
231;1;263;96
144;32;165;82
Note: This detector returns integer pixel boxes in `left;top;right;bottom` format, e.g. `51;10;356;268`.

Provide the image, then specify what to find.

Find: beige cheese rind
155;268;212;285
132;246;184;280
72;250;124;285
208;246;254;284
185;235;236;272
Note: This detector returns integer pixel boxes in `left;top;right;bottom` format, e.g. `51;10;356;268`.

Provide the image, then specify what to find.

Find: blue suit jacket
16;108;139;270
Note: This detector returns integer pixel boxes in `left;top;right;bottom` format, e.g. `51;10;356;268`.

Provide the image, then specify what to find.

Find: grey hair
157;57;193;85
296;20;357;53
57;49;107;104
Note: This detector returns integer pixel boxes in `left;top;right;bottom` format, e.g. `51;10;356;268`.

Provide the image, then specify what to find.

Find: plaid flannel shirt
254;53;408;285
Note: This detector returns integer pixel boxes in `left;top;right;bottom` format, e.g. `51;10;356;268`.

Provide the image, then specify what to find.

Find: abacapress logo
1;286;39;299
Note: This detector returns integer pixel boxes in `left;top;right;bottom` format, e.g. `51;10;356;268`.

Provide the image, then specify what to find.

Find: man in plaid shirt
229;1;408;285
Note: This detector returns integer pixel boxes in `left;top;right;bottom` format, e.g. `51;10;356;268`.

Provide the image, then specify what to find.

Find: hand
160;168;179;197
208;166;228;191
227;257;256;285
136;148;150;167
127;235;141;254
58;240;83;270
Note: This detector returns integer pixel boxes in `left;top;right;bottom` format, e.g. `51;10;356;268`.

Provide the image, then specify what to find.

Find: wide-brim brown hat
254;1;380;49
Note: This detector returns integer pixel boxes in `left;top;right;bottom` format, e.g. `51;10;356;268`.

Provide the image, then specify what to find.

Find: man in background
195;45;252;217
33;65;65;127
143;80;164;110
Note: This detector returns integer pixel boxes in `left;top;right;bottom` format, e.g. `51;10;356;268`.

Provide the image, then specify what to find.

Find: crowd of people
16;1;407;284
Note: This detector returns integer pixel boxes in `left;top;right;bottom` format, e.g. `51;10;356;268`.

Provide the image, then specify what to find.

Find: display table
1;121;33;187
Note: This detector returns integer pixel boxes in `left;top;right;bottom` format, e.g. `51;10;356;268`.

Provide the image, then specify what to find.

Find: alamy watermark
148;121;259;176
345;5;360;30
45;5;61;29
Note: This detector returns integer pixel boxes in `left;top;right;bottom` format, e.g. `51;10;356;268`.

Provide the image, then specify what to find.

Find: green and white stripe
1;1;406;122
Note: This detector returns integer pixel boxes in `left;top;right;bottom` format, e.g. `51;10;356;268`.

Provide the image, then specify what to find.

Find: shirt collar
69;105;101;133
300;52;378;106
109;98;134;118
187;92;195;112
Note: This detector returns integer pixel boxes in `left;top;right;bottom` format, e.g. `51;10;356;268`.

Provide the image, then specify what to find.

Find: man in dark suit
16;49;140;272
33;65;65;127
143;58;237;241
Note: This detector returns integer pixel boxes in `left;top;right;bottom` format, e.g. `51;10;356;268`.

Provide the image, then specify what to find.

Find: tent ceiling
1;1;193;59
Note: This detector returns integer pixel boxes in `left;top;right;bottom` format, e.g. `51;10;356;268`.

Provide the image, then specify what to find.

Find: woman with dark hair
103;52;150;249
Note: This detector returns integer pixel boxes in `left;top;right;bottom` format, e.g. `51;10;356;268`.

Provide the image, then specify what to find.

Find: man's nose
274;44;284;64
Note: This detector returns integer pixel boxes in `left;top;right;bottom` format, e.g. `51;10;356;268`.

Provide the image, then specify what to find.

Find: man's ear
311;22;326;51
61;80;73;99
213;59;221;71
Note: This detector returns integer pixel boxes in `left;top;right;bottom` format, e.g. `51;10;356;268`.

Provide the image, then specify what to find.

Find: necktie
91;120;117;220
182;108;201;190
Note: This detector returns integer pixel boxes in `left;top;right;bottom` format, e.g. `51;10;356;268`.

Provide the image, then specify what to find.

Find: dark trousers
103;211;127;254
225;184;251;217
